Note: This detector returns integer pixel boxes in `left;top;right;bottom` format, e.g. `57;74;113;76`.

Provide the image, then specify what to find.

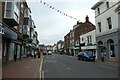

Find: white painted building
80;30;97;58
91;0;120;61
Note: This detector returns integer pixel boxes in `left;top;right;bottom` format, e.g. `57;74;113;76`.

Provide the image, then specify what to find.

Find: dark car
77;52;95;62
43;52;47;55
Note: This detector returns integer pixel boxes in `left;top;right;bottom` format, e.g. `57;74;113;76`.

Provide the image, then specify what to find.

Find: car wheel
83;58;86;61
81;58;84;61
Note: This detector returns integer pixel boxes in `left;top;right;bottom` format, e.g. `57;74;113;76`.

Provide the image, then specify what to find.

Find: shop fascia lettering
0;27;4;34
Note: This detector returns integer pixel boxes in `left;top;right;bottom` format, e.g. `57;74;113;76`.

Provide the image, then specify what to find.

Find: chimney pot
86;15;89;22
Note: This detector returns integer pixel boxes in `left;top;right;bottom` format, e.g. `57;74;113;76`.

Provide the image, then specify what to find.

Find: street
42;53;118;78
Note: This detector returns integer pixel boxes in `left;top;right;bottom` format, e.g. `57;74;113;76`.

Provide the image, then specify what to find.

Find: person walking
101;53;104;62
37;51;41;58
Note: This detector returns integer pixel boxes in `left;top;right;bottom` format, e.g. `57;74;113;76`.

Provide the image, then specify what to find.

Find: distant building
64;32;70;55
64;16;96;56
91;0;120;61
53;44;57;53
56;40;64;54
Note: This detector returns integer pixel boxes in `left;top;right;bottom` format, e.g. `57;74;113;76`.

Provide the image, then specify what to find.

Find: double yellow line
39;57;44;80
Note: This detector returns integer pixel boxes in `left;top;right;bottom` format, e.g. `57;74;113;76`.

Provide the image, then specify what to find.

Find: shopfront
2;23;17;62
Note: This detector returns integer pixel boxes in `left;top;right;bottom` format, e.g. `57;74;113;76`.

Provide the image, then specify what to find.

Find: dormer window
106;1;109;9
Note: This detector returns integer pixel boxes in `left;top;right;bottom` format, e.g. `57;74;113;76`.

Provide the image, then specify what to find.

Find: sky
26;0;100;45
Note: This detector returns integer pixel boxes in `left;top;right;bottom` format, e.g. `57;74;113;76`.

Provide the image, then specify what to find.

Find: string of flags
39;0;80;21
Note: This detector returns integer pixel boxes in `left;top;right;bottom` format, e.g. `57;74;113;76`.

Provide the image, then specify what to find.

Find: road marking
67;67;71;70
63;64;66;67
41;71;44;80
39;57;43;80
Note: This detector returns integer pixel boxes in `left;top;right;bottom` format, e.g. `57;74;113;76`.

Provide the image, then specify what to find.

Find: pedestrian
37;51;41;58
34;51;36;58
31;51;34;58
101;53;104;62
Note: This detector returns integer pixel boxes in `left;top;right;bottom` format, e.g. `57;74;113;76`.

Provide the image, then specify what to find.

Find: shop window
107;39;115;57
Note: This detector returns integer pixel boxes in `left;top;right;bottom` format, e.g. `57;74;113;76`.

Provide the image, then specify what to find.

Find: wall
95;2;119;37
80;30;96;45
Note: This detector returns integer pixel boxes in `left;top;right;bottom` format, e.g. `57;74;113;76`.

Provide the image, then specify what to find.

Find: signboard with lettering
0;28;4;34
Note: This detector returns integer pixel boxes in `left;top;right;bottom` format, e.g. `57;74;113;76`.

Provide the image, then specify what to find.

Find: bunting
39;0;80;21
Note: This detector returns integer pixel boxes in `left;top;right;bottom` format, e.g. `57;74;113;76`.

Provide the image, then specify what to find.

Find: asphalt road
42;53;118;78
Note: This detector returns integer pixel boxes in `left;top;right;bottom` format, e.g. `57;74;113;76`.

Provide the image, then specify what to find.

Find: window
20;3;24;14
5;2;12;17
97;8;100;14
82;37;84;41
87;36;89;44
89;36;92;44
98;22;101;32
106;2;109;9
107;17;112;29
15;2;20;9
87;35;92;44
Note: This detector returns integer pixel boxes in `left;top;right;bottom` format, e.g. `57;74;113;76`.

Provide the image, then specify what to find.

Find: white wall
80;30;96;45
95;1;119;37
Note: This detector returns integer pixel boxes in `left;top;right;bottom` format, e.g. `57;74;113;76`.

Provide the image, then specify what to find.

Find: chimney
86;15;89;22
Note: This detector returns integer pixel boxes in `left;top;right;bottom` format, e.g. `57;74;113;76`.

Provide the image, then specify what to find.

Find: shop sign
0;28;4;34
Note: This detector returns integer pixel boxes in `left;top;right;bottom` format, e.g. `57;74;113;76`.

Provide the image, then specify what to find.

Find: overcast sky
26;0;100;45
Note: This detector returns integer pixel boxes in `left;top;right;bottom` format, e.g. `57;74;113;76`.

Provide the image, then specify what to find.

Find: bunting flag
39;0;80;21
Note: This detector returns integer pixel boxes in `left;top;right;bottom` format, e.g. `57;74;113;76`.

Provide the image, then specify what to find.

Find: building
39;44;47;53
1;1;39;62
53;44;57;53
56;40;64;54
74;16;96;55
91;0;120;61
80;29;97;58
64;16;95;56
64;32;70;55
2;1;21;62
46;45;53;52
69;30;75;56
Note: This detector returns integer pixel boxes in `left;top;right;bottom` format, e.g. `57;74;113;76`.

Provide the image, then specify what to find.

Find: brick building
74;16;96;55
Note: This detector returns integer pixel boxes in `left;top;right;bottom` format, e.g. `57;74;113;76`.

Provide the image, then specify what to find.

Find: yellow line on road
41;71;44;80
39;56;44;80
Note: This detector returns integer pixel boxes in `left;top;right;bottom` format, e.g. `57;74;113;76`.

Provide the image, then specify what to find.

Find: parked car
48;51;52;55
77;52;95;62
43;52;47;55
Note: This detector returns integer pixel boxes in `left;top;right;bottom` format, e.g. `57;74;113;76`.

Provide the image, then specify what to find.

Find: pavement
2;57;41;79
95;60;119;68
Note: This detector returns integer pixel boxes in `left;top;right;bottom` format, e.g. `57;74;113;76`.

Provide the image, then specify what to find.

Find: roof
91;0;104;10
